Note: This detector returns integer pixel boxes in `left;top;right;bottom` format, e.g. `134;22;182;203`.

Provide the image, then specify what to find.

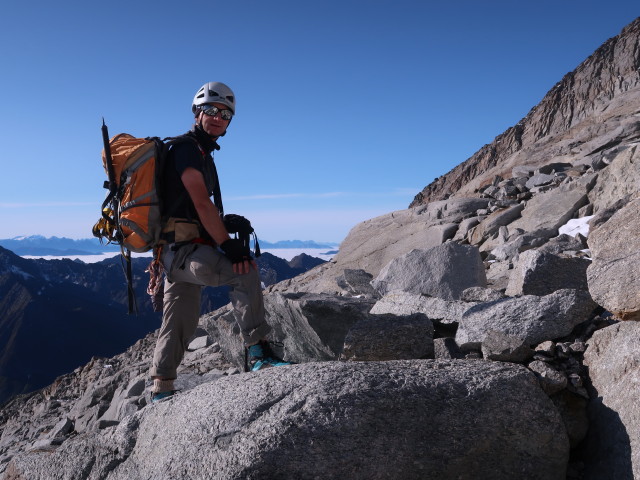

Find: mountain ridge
0;236;338;256
410;16;640;207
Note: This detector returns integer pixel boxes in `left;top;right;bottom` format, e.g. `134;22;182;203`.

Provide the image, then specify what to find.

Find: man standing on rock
149;82;290;403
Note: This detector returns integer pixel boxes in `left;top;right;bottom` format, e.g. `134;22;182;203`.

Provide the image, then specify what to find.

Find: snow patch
10;265;34;280
558;216;594;238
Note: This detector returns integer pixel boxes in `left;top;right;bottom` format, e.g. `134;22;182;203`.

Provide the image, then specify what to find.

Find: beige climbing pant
150;243;271;379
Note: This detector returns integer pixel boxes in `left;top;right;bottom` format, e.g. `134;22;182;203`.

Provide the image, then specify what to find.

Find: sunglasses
199;105;233;120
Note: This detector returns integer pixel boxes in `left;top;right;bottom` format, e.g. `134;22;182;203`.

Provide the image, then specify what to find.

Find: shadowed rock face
5;361;569;480
505;250;591;297
410;18;640;207
583;322;640;479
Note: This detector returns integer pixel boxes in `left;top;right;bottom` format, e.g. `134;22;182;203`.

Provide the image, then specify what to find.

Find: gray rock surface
485;259;512;290
452;216;484;241
506;250;591;296
421;222;459;246
335;268;378;298
265;208;453;295
587;195;631;231
587;197;640;320
538;234;587;255
460;286;506;302
341;313;434;361
0;332;235;474
488;231;545;261
588;143;640;214
507;184;589;240
370;291;475;324
583;321;640;479
525;172;556;189
456;289;597;350
469;204;525;245
512;165;535;178
535;340;556;355
204;292;377;369
371;243;486;300
49;418;74;440
433;338;464;359
97;374;147;426
481;331;534;363
538;163;574;175
528;360;568;395
5;361;570;480
187;335;211;351
415;197;491;224
325;209;450;277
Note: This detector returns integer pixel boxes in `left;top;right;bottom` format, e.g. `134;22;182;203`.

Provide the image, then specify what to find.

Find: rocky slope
0;248;323;405
2;16;640;480
0;249;162;405
410;16;640;207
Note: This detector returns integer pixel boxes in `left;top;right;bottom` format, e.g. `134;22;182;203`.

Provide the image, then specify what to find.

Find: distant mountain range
259;239;338;249
0;245;325;405
0;236;339;256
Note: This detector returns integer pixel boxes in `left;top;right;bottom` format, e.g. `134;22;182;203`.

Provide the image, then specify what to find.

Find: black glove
223;214;254;236
220;239;250;264
223;214;261;258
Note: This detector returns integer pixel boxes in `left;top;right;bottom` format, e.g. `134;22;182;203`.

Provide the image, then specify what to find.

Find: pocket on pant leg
186;246;223;286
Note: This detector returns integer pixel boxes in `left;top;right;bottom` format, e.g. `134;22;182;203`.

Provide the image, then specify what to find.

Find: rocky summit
2;16;640;480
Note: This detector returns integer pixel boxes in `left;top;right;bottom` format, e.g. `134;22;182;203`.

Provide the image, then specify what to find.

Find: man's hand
233;258;258;275
220;239;256;274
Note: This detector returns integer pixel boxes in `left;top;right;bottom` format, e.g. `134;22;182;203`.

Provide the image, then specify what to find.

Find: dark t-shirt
161;127;221;238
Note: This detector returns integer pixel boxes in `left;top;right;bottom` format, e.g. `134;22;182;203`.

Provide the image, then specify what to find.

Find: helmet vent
193;82;235;114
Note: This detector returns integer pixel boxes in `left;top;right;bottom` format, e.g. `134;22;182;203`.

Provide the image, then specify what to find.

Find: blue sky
0;1;637;244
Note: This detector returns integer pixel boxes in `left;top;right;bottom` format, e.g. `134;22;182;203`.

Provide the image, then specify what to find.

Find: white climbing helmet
192;82;236;115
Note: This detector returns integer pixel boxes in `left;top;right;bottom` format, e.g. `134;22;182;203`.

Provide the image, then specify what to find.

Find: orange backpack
92;132;165;253
92;120;172;314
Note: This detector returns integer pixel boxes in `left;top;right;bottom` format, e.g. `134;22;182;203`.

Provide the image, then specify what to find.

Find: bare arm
181;167;230;245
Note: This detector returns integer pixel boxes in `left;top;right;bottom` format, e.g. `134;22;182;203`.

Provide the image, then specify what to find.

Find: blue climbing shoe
246;341;292;372
151;390;178;403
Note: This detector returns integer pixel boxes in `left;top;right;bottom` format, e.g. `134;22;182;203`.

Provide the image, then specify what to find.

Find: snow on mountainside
0;236;119;256
259;239;338;249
